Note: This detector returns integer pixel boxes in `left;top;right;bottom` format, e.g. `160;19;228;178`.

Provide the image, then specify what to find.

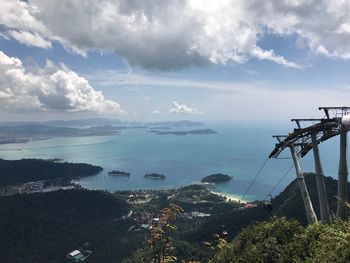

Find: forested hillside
210;217;350;263
0;159;102;185
0;189;140;263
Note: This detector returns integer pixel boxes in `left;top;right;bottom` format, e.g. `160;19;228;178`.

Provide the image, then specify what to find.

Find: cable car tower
270;106;350;224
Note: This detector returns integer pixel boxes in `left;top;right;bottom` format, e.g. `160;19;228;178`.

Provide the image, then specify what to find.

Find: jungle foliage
210;216;350;263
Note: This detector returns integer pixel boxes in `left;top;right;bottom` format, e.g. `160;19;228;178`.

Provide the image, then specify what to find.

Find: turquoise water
0;123;341;201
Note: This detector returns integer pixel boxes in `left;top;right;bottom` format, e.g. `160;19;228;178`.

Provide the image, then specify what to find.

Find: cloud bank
2;0;350;70
0;50;123;113
170;101;200;114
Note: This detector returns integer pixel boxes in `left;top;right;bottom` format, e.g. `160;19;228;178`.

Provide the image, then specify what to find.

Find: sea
0;122;342;201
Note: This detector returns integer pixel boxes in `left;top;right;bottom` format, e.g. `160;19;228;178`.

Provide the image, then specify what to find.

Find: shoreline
209;189;247;204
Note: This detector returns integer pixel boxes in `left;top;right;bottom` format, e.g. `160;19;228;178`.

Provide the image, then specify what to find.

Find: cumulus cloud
170;101;200;114
3;1;350;69
0;50;123;113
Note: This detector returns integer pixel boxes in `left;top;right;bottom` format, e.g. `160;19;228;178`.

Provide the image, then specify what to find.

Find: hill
0;173;346;263
210;216;350;263
123;175;348;262
201;174;233;183
0;159;103;186
180;174;346;243
0;185;232;263
0;189;138;263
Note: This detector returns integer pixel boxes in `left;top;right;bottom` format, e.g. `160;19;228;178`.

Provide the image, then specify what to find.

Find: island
155;129;217;136
0;119;208;145
108;170;130;176
144;173;166;179
201;173;233;184
0;158;103;186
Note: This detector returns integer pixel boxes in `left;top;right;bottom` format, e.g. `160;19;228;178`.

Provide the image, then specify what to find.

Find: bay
0;122;341;201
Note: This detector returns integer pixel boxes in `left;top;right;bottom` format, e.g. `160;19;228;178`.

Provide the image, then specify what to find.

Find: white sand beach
210;190;247;204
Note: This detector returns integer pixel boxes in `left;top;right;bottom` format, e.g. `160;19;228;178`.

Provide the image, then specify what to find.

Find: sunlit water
0;122;341;201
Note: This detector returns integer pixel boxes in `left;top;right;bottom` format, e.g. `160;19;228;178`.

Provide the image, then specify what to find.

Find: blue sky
1;0;350;122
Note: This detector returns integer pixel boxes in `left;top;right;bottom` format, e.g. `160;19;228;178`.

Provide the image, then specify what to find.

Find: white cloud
88;69;350;120
250;47;302;69
3;1;350;69
170;101;200;114
0;0;49;35
0;50;123;113
0;32;10;40
152;110;161;114
6;30;52;49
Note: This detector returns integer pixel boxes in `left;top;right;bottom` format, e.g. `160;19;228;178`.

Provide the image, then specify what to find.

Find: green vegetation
2;173;350;262
120;185;240;262
148;204;183;263
0;159;103;186
0;185;236;263
201;174;233;183
189;173;349;245
0;189;145;263
210;217;350;263
122;203;212;263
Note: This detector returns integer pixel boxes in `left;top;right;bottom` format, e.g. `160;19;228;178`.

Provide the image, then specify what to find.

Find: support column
311;133;331;223
290;144;318;224
337;129;348;219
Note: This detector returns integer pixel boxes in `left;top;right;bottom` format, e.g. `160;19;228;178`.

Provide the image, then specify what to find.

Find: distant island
0;119;204;128
201;173;233;184
0;137;29;144
108;170;130;176
144;173;166;179
0;124;123;144
155;129;217;136
0;119;206;144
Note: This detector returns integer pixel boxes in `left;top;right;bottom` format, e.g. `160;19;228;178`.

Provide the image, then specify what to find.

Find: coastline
209;189;247;204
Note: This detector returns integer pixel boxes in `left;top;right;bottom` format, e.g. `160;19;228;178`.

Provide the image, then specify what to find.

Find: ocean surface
0;122;342;201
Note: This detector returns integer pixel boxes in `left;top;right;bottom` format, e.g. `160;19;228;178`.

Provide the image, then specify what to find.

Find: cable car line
264;164;293;200
240;157;269;202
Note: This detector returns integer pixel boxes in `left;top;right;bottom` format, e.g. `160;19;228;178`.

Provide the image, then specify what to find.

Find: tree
149;203;183;263
210;217;350;263
123;203;184;263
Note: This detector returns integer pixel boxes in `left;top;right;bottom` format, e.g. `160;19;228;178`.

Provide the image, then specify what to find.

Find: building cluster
125;211;161;231
182;211;211;219
19;181;75;194
122;208;214;233
67;243;92;262
126;193;152;203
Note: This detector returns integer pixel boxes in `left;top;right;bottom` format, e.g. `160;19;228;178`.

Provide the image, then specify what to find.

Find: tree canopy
210;217;350;263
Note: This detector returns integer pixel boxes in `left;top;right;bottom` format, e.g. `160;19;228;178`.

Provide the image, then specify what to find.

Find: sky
1;0;350;122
